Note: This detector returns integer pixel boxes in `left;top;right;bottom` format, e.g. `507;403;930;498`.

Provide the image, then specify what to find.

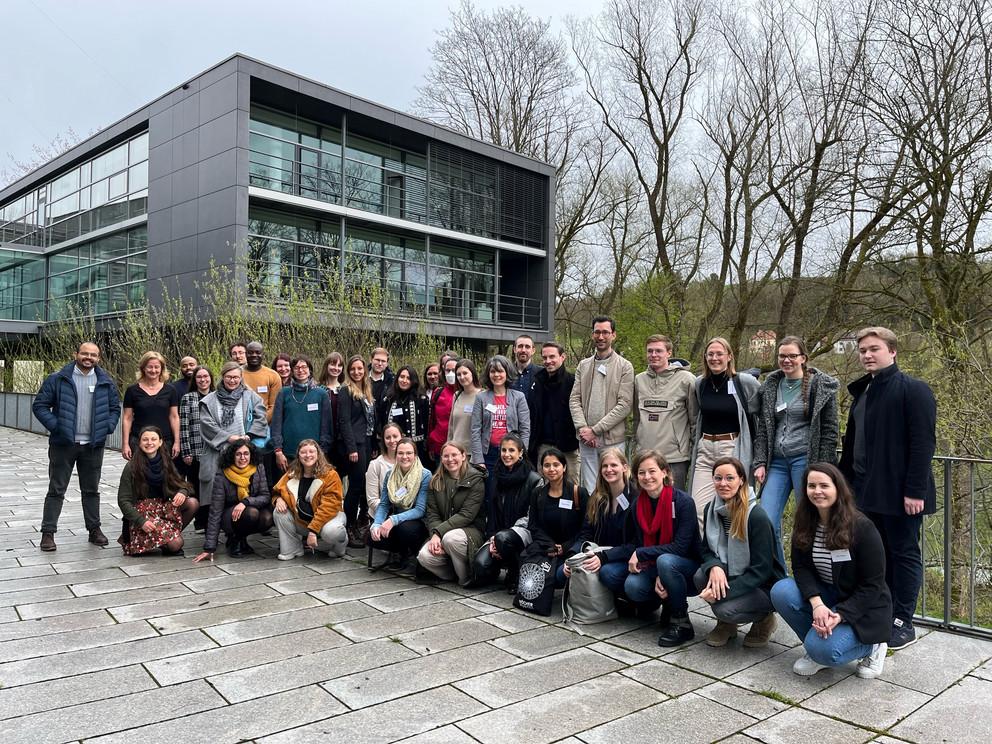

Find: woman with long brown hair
696;457;785;648
340;354;376;547
771;463;891;679
271;439;346;559
752;336;839;563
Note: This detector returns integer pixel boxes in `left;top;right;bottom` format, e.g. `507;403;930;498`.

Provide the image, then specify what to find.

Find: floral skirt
122;498;183;556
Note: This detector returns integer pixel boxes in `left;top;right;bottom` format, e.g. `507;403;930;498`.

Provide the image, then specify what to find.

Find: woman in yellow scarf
193;441;273;561
369;438;431;576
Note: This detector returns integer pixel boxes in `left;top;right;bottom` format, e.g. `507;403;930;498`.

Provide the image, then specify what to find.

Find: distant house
834;334;857;354
749;330;777;356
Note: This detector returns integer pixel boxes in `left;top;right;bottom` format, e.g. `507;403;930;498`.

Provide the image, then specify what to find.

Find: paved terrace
0;427;989;744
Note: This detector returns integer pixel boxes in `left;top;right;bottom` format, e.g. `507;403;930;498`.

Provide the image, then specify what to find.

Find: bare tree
1;127;82;189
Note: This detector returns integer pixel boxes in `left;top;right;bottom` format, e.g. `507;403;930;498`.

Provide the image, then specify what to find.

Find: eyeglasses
778;353;803;361
712;475;739;482
222;374;241;381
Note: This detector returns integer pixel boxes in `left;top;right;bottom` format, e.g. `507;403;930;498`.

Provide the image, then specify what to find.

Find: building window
0;249;46;321
247;207;340;300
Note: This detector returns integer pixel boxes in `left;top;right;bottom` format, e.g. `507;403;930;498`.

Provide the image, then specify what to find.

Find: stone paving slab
0;607;115;640
0;664;157;720
203;598;380;645
889;675;992;744
397;616;509;655
86;685;347;744
742;706;874;744
802;675;932;730
0;618;158;662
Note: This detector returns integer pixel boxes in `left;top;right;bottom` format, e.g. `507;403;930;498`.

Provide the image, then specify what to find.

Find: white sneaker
277;548;305;561
792;652;828;676
857;642;887;679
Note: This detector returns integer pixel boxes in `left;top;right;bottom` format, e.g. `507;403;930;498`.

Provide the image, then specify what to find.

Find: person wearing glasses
271;356;333;479
751;336;839;564
688;338;759;531
697;457;785;647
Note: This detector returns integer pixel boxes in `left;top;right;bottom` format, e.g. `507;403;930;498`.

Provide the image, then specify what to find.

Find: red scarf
637;486;674;547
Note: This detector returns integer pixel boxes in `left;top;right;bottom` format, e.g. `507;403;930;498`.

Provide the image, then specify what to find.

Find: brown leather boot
706;620;739;647
40;532;57;552
88;528;109;546
743;613;777;648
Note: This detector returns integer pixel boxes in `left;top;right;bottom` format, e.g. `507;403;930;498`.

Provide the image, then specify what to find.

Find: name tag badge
617;494;629;510
673;503;677;519
776;402;787;413
727;379;736;395
257;385;268;393
559;499;573;510
390;407;402;417
830;549;852;562
395;487;408;498
307;403;319;412
597;364;607;376
485;403;498;413
643;399;669;409
88;385;95;393
648;413;659;422
464;404;474;413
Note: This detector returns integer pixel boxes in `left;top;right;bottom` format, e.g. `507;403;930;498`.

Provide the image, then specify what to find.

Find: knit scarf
637;486;674;547
386;459;424;510
704;490;757;576
144;453;165;493
223;463;257;501
216;384;246;428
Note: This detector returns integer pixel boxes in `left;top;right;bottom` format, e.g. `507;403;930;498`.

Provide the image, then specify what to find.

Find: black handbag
513;543;558;616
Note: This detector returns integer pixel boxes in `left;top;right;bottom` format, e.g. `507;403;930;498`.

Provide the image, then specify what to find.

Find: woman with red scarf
623;450;702;648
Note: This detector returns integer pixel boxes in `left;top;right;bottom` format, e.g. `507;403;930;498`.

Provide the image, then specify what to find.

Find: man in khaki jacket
569;316;635;492
632;334;697;490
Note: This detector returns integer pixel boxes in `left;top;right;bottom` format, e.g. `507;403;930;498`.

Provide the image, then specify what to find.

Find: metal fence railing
1;389;988;637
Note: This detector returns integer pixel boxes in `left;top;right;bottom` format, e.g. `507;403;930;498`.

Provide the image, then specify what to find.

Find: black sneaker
889;618;917;649
658;619;695;648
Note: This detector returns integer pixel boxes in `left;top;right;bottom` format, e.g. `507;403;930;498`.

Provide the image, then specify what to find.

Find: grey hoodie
632;359;698;462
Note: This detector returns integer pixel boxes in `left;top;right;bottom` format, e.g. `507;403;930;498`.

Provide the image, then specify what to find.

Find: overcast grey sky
1;0;602;173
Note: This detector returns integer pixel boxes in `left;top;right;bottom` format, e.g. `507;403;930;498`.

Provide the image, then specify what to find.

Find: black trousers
41;443;105;533
368;519;427;557
867;509;924;623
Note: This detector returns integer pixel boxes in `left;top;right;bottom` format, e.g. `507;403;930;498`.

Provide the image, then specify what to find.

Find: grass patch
757;689;796;705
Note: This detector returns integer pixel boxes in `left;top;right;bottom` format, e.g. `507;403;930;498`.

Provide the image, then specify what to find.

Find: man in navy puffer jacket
32;342;121;551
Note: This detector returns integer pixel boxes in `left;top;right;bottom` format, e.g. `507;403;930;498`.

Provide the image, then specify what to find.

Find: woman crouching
697;457;785;647
770;463;891;679
118;426;196;556
271;439;347;560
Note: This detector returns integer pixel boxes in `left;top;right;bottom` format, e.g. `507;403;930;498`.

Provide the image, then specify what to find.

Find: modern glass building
0;54;555;345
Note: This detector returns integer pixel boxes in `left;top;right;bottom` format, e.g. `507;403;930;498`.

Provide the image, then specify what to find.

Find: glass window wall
247;207;340;300
0;249;46;321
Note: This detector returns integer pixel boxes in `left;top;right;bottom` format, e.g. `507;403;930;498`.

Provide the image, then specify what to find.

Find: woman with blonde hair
696;457;785;648
417;440;486;584
368;438;431;575
688;337;759;530
271;439;346;560
122;351;180;460
340;354;376;547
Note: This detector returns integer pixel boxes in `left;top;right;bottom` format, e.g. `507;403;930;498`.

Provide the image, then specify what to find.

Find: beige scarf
386;459;424;510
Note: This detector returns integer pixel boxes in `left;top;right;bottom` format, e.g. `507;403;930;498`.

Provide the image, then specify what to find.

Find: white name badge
617;494;629;510
776;402;787;413
830;549;852;562
673;503;677;519
464;404;474;413
88;385;95;393
391;407;402;417
395;487;408;498
257;385;268;393
307;403;319;412
597;364;608;375
485;403;498;413
559;499;573;510
727;380;736;395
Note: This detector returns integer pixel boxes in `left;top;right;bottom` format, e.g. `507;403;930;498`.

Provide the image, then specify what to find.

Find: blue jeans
760;454;807;565
483;444;500;513
598;561;629;595
771;577;873;666
655;553;700;616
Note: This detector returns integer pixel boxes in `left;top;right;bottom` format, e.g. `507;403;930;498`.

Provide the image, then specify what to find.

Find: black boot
227;535;242;557
658;616;695;648
239;536;255;555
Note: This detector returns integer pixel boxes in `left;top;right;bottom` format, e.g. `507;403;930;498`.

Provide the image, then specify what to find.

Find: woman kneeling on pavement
619;450;702;646
697;457;785;647
469;433;541;589
193;441;273;561
417;441;486;584
770;463;891;679
118;426;196;556
271;439;347;560
368;438;431;575
563;448;639;603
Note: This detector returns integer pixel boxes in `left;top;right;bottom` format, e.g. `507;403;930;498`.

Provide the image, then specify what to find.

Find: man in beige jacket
632;334;698;489
569;316;635;492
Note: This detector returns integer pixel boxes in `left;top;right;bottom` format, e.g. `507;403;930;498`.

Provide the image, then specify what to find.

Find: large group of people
31;320;937;682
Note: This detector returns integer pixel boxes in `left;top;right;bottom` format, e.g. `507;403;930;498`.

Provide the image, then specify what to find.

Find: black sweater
527;479;588;555
791;512;892;644
574;483;639;564
700;503;786;600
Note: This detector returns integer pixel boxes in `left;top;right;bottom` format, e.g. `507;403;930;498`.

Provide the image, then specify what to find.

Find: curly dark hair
220;439;259;469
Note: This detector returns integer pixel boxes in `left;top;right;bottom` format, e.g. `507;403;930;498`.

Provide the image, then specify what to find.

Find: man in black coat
528;341;580;474
839;326;936;650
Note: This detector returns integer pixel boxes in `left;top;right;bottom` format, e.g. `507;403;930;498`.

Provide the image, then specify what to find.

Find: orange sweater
242;366;282;421
272;470;343;533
